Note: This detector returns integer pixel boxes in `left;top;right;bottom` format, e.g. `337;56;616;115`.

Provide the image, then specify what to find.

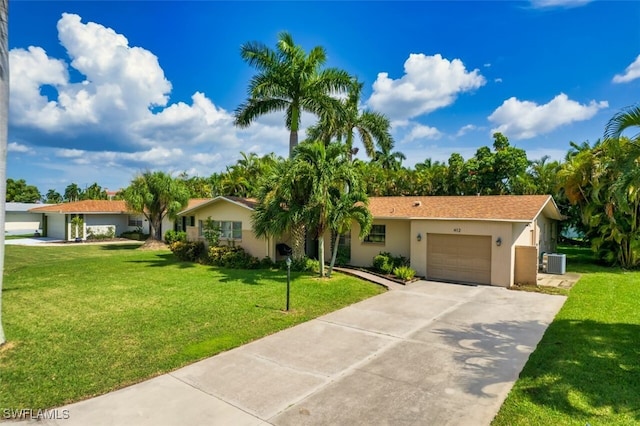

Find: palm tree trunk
318;232;325;278
328;232;341;278
291;222;305;260
0;0;8;345
289;130;298;159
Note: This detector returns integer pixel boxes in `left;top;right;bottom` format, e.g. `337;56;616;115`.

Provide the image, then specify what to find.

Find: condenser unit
544;253;566;275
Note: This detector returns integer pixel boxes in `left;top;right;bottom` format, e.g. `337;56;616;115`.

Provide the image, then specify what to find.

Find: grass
0;244;384;411
493;244;640;426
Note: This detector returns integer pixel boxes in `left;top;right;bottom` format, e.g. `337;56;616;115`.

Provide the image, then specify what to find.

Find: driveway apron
34;280;566;426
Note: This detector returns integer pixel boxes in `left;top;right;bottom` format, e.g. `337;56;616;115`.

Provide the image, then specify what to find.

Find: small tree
121;171;189;241
203;217;221;247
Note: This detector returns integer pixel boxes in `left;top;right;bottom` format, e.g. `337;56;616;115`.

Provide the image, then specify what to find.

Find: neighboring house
29;200;150;241
5;202;47;235
179;194;563;288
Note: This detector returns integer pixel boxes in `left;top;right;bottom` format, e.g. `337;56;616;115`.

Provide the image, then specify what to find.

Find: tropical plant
307;79;393;160
327;190;372;277
6;178;41;202
45;189;63;204
203;217;221;247
393;265;416;281
234;32;352;157
252;159;308;260
291;141;366;277
372;138;406;170
64;183;82;202
121;171;190;241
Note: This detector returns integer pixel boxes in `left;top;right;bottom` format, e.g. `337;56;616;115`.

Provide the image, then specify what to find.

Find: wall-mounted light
417;233;422;242
496;237;502;247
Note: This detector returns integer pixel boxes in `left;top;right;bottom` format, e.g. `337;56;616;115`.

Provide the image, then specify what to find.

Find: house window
218;221;242;240
128;216;143;227
364;225;386;244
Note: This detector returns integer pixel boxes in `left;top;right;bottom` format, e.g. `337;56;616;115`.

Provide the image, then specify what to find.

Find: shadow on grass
98;243;144;251
211;267;292;285
433;318;640;420
126;252;198;269
515;319;640;420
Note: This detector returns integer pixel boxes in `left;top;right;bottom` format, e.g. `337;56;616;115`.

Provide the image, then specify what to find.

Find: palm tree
252;159;308;260
373;139;406;171
0;0;8;345
292;141;361;277
234;32;352;158
64;183;81;202
327;190;372;277
121;171;190;241
307;79;392;159
604;103;640;142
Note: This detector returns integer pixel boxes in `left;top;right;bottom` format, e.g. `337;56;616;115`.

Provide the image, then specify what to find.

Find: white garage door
427;234;492;285
46;214;66;240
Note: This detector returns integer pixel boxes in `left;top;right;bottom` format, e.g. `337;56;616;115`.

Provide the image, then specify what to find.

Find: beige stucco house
349;195;563;287
180;194;563;288
178;196;286;261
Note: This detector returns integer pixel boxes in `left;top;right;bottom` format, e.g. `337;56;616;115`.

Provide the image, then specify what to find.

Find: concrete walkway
25;276;566;426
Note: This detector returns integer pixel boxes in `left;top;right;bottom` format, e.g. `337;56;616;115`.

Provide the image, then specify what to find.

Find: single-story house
5;202;47;235
178;194;563;288
349;195;563;287
28;199;210;241
178;196;284;260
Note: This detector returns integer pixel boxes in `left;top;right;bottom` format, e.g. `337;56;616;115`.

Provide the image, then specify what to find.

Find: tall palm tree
307;79;392;159
234;32;352;158
0;0;8;346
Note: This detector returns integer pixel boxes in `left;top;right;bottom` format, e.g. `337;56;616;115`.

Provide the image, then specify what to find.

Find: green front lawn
0;244;384;411
493;245;640;425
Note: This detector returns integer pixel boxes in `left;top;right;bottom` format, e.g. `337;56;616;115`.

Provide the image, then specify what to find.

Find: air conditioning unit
544;253;566;275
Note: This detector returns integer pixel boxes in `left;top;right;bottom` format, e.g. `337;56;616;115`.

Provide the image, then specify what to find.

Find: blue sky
7;1;640;195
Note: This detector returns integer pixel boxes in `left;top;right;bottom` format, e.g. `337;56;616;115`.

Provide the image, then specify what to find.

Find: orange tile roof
29;199;210;214
367;195;560;222
29;200;130;214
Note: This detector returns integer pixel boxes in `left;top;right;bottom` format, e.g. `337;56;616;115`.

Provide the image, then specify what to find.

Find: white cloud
8;13;300;186
367;53;486;120
8;142;33;153
402;124;442;143
530;0;593;8
456;124;478;137
494;78;503;83
488;93;608;139
613;54;640;83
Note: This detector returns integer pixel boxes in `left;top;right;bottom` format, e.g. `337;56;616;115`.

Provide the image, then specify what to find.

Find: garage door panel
427;234;491;285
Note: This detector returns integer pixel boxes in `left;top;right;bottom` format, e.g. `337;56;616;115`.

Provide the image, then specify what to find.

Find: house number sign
453;228;462;233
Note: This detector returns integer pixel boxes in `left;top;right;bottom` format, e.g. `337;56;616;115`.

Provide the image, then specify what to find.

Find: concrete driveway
33;280;566;426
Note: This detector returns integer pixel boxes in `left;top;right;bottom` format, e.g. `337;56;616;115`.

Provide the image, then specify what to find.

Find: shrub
289;257;320;273
393;265;416;281
335;246;350;266
208;245;261;269
203;217;221;247
170;241;206;262
373;252;410;275
164;230;187;245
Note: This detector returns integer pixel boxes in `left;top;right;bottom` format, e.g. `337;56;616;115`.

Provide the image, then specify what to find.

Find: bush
121;231;149;241
170;241;206;262
393;265;416;281
208;245;262;269
289;257;320;273
372;252;409;275
164;230;187;245
335;246;350;266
